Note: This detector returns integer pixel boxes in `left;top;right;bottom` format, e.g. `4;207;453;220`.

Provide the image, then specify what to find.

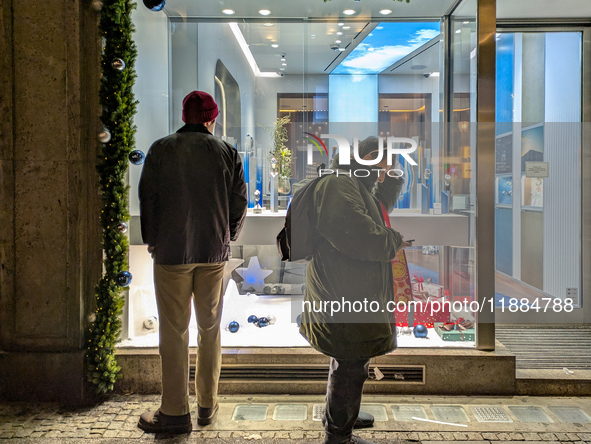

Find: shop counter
233;210;470;247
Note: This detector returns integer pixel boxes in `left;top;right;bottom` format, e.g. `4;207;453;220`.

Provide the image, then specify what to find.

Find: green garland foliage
86;0;138;394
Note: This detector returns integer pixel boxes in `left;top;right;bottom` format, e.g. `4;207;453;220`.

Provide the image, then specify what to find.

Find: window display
122;5;486;350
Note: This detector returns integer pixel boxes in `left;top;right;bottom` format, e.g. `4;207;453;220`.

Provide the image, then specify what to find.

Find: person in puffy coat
300;137;410;444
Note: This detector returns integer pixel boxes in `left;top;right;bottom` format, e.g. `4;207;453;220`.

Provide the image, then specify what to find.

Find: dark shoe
354;411;374;429
348;435;376;444
322;411;374;429
197;403;219;426
137;409;192;434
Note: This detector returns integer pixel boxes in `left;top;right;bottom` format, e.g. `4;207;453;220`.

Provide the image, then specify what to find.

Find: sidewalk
1;394;590;443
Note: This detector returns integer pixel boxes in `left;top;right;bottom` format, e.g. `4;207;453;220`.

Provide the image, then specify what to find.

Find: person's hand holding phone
400;238;414;249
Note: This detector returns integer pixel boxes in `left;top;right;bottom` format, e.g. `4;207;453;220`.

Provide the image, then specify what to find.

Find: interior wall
129;7;169;217
542;32;582;301
196;23;256;148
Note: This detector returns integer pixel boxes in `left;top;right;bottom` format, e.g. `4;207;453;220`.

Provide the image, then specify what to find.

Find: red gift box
411;300;451;328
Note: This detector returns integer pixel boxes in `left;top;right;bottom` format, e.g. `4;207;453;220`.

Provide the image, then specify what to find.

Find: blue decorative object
116;271;132;287
256;317;269;328
413;324;428;338
227;321;240;333
296;314;302;327
143;0;166;11
248;315;258;324
129;150;146;165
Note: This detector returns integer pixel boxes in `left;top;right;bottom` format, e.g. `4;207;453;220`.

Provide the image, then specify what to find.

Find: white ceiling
164;0;456;20
237;21;375;75
162;0;590;76
163;0;591;20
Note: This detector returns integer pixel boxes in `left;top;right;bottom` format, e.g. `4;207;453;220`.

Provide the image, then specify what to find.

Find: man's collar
177;123;211;135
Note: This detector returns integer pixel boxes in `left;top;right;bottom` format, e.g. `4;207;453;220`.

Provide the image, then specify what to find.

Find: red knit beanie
182;91;219;124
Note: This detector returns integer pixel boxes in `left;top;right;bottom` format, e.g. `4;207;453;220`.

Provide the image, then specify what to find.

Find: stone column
0;0;102;404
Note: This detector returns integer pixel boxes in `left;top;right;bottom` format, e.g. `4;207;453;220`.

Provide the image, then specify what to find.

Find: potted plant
263;115;292;194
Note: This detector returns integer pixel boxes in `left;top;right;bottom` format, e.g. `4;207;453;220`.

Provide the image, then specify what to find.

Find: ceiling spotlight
282;63;287;66
222;9;235;15
258;9;271;16
343;9;356;15
456;29;462;34
264;23;274;27
281;57;286;61
272;43;279;48
338;47;346;51
463;21;470;24
379;9;392;15
338;22;344;26
343;26;350;30
335;39;341;44
336;31;343;35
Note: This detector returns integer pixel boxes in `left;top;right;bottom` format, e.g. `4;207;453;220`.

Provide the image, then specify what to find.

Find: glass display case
118;0;507;351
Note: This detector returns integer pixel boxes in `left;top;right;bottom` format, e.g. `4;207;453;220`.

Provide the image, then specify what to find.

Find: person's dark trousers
324;358;370;444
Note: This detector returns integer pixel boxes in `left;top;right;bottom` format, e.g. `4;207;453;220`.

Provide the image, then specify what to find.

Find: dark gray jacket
139;124;247;265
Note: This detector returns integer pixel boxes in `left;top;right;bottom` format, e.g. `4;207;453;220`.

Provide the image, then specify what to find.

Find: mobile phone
406;239;415;243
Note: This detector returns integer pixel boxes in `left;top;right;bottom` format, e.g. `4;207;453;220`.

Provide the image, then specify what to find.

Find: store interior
119;0;584;349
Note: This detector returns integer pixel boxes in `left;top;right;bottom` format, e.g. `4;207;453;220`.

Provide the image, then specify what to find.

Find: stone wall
0;0;102;404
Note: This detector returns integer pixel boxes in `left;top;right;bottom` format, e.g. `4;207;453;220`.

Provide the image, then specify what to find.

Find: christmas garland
86;0;139;394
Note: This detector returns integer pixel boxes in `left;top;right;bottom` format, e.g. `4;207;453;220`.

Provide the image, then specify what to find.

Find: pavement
1;394;590;443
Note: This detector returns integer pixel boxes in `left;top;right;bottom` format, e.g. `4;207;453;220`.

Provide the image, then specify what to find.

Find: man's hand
147;245;156;258
400;238;413;249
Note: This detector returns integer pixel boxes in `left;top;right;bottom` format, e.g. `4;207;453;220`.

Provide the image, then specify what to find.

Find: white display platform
121;248;474;349
233;209;469;246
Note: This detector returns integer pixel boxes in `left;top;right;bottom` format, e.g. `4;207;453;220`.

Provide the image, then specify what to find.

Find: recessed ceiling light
343;26;350;30
258;9;271;16
282;63;287;66
379;9;392;15
335;39;341;43
222;9;235;15
463;21;470;24
336;31;343;35
456;29;462;33
338;22;344;26
272;44;279;48
430;72;440;77
281;57;286;61
338;47;346;51
264;23;274;27
343;9;356;15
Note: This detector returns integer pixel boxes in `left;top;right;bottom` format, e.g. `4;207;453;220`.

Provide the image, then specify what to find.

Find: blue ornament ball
296;314;302;327
143;0;165;11
129;150;146;165
228;321;240;333
256;317;269;328
116;271;132;287
413;324;428;338
247;315;258;324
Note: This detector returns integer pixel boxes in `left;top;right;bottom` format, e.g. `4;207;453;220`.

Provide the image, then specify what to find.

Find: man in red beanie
138;90;247;433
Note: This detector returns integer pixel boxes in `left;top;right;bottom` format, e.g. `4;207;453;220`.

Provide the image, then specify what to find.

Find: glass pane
494;31;583;316
125;1;479;349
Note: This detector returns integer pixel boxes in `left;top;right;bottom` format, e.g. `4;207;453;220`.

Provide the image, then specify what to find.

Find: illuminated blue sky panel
332;22;440;75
